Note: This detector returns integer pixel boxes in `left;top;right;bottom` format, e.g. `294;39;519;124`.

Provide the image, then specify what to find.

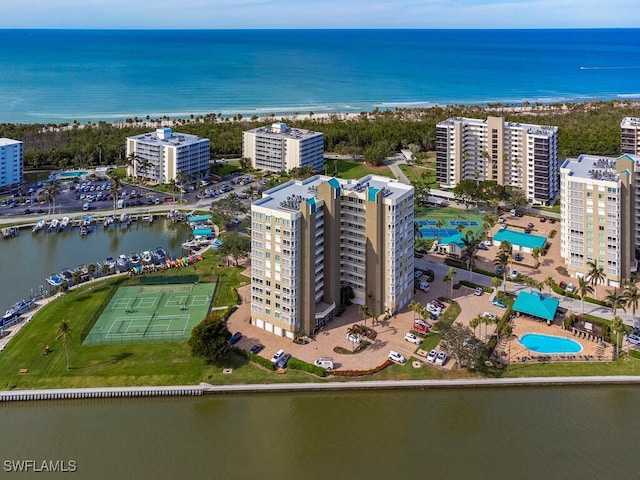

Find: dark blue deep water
1;29;640;123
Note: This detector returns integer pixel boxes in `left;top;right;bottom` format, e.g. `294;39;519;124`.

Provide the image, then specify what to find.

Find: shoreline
24;98;640;132
3;375;640;401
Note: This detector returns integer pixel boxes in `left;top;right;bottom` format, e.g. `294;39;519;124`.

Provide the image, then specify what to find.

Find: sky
0;0;638;29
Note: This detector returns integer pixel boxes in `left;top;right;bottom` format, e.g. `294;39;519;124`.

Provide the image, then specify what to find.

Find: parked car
482;239;493;246
498;217;505;223
418;281;430;292
430;299;445;309
477;243;488;250
228;331;243;345
314;357;334;370
474;287;483;296
426;304;442;315
500;224;507;230
414;270;423;278
404;332;423;345
347;333;362;344
549;218;556;224
249;344;264;354
514;253;524;261
276;353;292;369
527;222;534;229
627;334;640;345
510;270;519;279
435;351;448;366
413;320;430;334
559;281;567;290
483;312;496;320
566;283;575;293
427;349;438;363
540;217;547;222
524;228;532;234
492;299;507;308
388;350;406;364
496;266;504;275
271;349;285;363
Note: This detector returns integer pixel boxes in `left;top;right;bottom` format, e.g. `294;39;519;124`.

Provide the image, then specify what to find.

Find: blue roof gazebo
512;291;559;321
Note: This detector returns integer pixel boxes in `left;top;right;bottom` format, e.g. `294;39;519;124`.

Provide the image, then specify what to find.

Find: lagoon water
2;387;639;479
0;219;190;312
1;29;640;123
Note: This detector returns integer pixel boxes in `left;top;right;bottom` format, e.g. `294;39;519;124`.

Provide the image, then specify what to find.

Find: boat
46;273;64;287
154;247;168;263
48;218;60;230
2;299;35;325
116;255;129;273
129;253;141;267
82;215;92;226
103;256;116;274
59;268;74;286
120;213;128;223
141;250;154;265
75;264;89;282
1;227;18;238
60;216;70;229
32;219;45;233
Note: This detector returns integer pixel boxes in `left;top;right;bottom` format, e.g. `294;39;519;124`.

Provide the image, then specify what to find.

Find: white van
314;358;334;370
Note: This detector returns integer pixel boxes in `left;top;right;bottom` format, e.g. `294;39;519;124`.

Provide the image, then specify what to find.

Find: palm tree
622;281;640;328
577;276;594;314
409;301;422;322
43;181;60;218
87;263;97;280
482;212;496;240
499;240;513;256
469;314;483;338
531;247;541;268
586;259;606;298
435;219;444;231
545;276;556;294
605;288;626;317
71;270;82;291
358;303;369;328
414;222;422;240
460;235;479;280
444;267;457;299
56;320;72;370
491;276;502;292
494;251;510;292
611;316;624;359
108;169;123;216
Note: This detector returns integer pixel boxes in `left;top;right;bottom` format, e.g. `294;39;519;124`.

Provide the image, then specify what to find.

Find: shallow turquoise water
519;332;582;354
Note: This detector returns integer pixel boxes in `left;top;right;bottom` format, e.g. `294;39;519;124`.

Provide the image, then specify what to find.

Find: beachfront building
559;154;639;287
435;116;559;206
621;117;640;155
242;123;324;174
0;138;23;189
126;128;210;185
250;175;414;338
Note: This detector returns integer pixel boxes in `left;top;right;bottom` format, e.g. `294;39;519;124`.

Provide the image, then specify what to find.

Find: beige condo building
126;128;210;185
436;116;559;205
250;175;415;338
560;154;639;287
242;123;324;173
621;117;640;155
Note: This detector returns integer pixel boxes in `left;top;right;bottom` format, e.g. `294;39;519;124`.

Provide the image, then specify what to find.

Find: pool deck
497;316;614;364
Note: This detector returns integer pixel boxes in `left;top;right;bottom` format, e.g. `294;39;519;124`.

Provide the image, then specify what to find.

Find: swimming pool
519;333;582;354
59;171;88;178
494;228;546;250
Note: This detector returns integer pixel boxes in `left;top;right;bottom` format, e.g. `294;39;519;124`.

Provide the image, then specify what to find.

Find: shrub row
444;258;500;279
287;358;326;377
550;284;608;307
236;349;275;370
331;360;393;377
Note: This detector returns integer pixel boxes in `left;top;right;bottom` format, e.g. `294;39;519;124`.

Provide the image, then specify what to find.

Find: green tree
239;157;252;171
469;314;483;338
42;180;60;218
218;232;251;267
605;288;626;317
439;323;483;368
443;267;457;299
531;247;541;268
55;320;73;370
622;281;640;328
358;303;370;328
494;251;510;292
452;179;480;209
209;193;247;228
577;276;594;314
611;316;624;359
188;315;231;363
586;259;607;298
460;235;479;280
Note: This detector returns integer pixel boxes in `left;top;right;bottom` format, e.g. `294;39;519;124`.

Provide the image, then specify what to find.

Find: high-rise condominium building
250;175;414;338
242;123;324;173
621;117;640;155
126;128;210;185
560;154;639;287
0;138;23;188
436;116;559;205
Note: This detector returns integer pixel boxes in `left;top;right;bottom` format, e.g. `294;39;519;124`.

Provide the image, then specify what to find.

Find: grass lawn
334;158;394;179
211;161;241;178
537;204;560;214
398;164;437;186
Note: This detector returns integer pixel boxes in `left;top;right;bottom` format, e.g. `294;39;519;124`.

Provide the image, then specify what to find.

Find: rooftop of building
436;116;557;136
621;117;640;127
244;123;323;140
0;138;22;147
127;128;208;146
560;154;639;182
254;174;413;213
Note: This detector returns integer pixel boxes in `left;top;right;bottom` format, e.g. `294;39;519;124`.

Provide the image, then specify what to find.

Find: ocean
1;28;640;124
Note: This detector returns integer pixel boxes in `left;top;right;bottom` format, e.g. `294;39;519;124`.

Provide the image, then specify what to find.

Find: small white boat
120;212;128;223
141;250;153;265
129;253;141;267
116;255;129;273
32;219;45;233
48;218;60;230
60;217;70;229
46;273;64;287
1;227;18;238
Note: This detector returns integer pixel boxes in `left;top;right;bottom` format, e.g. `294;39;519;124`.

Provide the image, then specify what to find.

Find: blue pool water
59;171;88;178
494;228;546;250
519;333;582;354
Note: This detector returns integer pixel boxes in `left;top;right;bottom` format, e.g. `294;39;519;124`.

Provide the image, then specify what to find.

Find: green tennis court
83;283;216;345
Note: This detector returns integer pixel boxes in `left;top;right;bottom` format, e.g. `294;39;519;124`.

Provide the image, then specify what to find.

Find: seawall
0;384;204;402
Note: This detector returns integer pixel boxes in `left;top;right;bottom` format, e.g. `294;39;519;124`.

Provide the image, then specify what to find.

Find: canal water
0;219;191;312
1;386;637;479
